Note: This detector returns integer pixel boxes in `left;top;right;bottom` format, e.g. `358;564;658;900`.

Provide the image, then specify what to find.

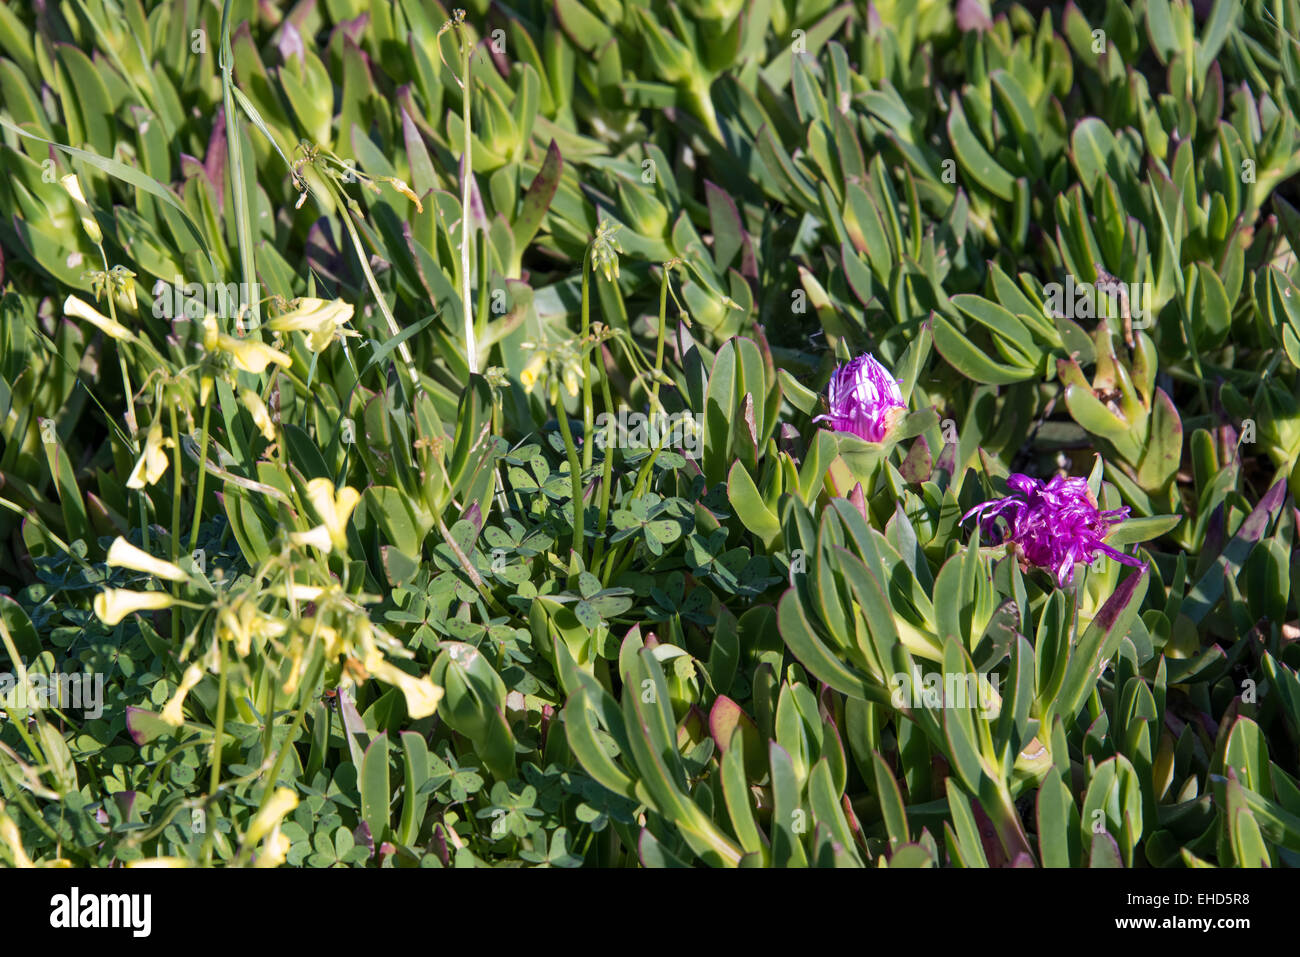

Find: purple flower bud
962;473;1144;587
815;353;906;443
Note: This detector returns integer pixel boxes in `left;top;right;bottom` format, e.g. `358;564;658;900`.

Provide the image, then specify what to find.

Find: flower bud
240;389;276;441
64;295;132;341
106;537;188;582
93;588;177;626
815;353;907;443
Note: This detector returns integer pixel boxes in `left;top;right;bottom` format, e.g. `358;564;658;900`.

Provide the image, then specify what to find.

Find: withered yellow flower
384;177;424;212
126;418;172;489
240;388;276;441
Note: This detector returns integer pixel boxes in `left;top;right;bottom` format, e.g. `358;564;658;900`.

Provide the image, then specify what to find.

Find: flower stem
555;390;584;578
580;247;594;472
600;430;670;587
168;402;183;562
168;399;184;641
201;639;228;866
100;247;148;552
460;25;478;375
589;347;617;575
238;645;323;867
650;264;670;411
188;398;213;554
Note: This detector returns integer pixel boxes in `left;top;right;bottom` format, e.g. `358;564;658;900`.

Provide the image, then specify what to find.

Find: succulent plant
0;0;1298;875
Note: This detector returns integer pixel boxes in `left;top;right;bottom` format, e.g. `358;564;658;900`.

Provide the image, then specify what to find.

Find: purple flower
815;353;906;442
962;473;1144;587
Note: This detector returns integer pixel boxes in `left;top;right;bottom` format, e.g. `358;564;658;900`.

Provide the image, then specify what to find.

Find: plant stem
334;189;421;396
580;247;594;473
168;399;184;641
168;402;183;562
460;26;478;375
0;619;43;761
99;247;147;552
650;264;670;411
589;348;617;575
220;0;258;334
201;639;229;866
600;432;670;586
0;763;91;864
555;391;584;577
989;783;1034;863
237;647;323;867
188;398;213;554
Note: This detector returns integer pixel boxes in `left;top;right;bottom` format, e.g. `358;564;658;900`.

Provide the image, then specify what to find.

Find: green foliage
0;0;1299;869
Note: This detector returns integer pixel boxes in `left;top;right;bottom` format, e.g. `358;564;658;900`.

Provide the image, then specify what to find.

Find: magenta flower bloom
962;473;1143;587
815;353;906;442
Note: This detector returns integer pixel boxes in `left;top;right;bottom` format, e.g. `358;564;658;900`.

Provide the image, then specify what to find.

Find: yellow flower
65;294;132;341
254;827;292;868
204;316;291;373
268;298;358;352
306;478;361;551
281;643;305;697
93;588;176;626
216;601;288;658
562;365;581;398
125;857;191;868
519;353;546;393
160;663;205;727
60;174;102;244
320;623;344;660
270;582;330;602
240;388;276;441
106;536;188;582
288;524;333;553
280;618;344;696
364;652;443;719
244;788;298;848
222;335;292;374
126;418;172;489
113;268;139;314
